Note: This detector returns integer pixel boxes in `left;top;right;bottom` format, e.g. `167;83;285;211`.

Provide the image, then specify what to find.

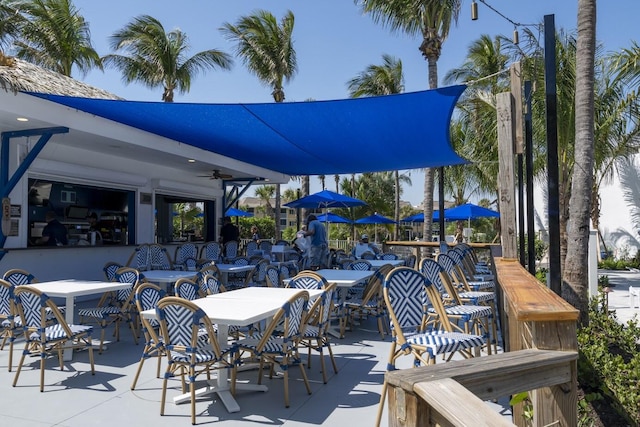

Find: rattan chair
78;267;140;353
156;297;236;424
287;271;328;290
130;282;166;390
0;279;20;371
173;243;199;270
199;241;222;263
375;267;485;426
299;283;338;383
13;286;95;392
235;290;311;408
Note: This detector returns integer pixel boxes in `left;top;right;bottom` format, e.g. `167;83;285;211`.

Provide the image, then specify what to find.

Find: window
155;195;216;244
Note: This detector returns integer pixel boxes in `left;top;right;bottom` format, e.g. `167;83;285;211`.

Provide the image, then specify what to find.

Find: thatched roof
0;55;122;100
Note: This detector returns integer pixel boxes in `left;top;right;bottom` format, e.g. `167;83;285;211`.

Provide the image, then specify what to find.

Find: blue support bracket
0;126;69;251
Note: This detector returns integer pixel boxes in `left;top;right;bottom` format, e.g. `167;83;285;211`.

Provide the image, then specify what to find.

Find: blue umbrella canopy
444;203;499;221
316;212;352;223
400;211;440;222
284;190;366;209
225;207;253;217
355;213;396;224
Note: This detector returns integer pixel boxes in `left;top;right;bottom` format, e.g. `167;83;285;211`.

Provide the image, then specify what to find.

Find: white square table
27;279;133;360
141;287;321;413
284;269;374;338
140;270;197;293
368;259;404;269
215;264;256;286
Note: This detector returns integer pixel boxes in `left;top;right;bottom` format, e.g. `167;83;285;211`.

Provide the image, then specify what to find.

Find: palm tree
0;0;24;55
221;10;297;240
319;175;326;190
347;53;405;239
13;0;101;76
254;185;275;218
104;15;232;102
334;175;340;193
357;0;461;247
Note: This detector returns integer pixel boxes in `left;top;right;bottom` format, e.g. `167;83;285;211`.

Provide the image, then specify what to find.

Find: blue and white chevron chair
447;247;495;291
235;290;311;408
299;282;338;383
199;241;222;263
3;268;66;318
149;244;174;270
287;271;328;290
419;258;496;355
78;267;140;353
2;268;38;286
344;264;393;339
265;264;283;288
0;279;21;371
12;285;94;392
155;297;236;425
375;266;485;427
436;253;499;354
173;243;199;270
126;244;151;271
173;278;201;301
222;240;240;262
130;282;166;390
198;273;226;296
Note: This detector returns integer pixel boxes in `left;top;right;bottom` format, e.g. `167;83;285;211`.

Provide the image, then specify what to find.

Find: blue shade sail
26;85;467;176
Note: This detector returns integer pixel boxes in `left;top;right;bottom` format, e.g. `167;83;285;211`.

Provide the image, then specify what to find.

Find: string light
473;0;538;45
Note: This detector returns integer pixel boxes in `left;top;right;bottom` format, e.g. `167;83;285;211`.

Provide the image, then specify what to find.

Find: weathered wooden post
496;92;517;258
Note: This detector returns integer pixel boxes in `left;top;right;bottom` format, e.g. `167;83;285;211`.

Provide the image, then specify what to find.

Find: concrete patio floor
0;293;514;426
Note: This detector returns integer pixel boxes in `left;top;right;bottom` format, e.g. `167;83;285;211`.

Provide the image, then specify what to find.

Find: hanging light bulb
471;1;478;21
513;27;520;44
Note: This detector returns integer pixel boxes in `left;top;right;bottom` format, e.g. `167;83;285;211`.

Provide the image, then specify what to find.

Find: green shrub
577;294;640;425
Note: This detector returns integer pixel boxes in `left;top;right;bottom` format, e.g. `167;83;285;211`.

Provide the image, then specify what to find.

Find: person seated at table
352;234;379;258
37;211;68;246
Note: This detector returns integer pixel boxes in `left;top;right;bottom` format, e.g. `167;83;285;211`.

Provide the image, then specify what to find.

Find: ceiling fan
198;169;233;179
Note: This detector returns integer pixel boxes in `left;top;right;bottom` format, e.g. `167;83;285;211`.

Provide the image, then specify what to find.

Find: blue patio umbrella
400;211;440;222
316;212;352;224
355;213;396;242
225;207;253;217
444;203;499;221
283;190;366;209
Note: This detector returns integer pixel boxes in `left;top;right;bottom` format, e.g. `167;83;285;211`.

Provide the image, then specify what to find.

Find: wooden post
496;92;518;259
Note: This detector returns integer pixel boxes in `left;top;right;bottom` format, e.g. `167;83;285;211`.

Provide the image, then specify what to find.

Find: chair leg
375;380;388;427
327;340;338;375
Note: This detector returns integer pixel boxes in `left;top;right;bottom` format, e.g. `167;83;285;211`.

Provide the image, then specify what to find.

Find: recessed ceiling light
188;159;196;163
16;117;28;122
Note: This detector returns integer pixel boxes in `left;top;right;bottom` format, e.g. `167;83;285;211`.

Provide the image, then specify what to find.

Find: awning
26;85;467;176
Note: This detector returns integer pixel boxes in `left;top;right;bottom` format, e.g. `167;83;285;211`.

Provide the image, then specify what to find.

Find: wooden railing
384;257;579;427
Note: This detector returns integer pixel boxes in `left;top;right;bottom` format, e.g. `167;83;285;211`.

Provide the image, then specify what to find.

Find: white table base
171;323;267;412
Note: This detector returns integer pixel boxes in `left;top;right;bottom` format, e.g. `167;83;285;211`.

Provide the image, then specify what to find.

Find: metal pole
544;14;561;294
518;153;525;266
525;81;536;275
438;166;445;242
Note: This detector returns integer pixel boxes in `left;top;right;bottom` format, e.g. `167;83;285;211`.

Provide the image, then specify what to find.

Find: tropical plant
347;53;406;239
356;0;462;248
104;15;232;102
220;9;297;240
13;0;101;76
0;0;24;54
254;185;275;218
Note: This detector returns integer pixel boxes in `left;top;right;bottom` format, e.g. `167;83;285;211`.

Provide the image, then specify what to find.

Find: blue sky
72;0;638;209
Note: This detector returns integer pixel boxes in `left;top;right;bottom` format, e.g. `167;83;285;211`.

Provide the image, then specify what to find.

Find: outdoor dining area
0;239;579;427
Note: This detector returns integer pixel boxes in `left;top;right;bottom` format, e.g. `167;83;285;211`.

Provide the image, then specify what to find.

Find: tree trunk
563;0;596;326
423;168;435;247
302;176;310;224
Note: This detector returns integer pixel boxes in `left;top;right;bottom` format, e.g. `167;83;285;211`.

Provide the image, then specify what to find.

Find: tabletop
27;279;132;297
368;259;404;268
207;286;323;301
312;269;374;287
215;264;256;273
142;289;312;326
141;270;197;283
